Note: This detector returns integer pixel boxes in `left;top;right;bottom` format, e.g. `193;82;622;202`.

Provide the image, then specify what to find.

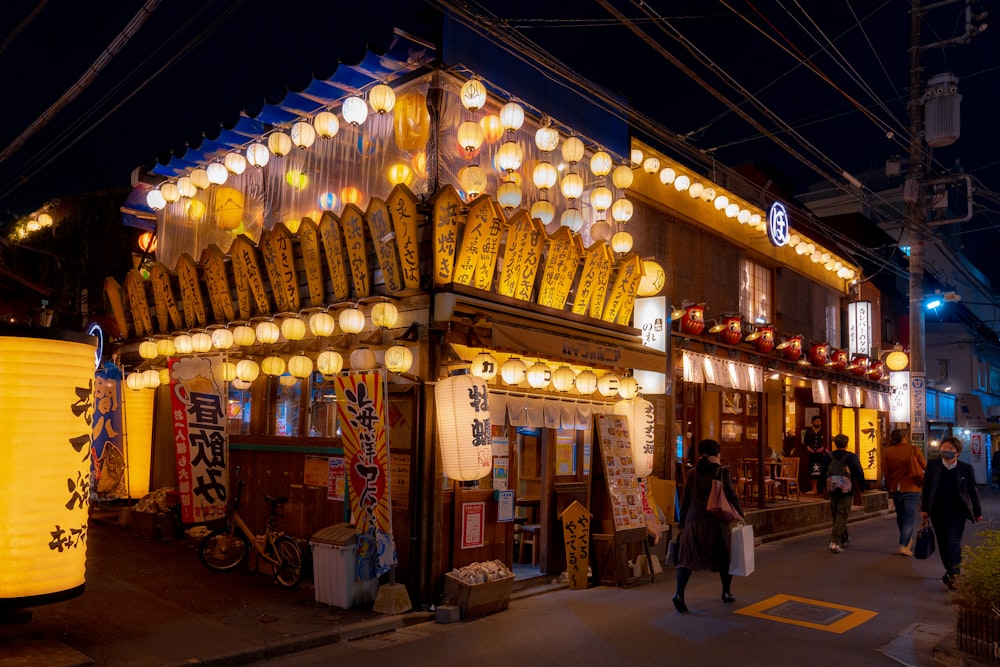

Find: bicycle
198;466;304;588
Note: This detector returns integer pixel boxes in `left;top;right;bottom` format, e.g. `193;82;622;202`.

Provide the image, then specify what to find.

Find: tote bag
914;524;936;560
708;467;743;523
729;523;755;576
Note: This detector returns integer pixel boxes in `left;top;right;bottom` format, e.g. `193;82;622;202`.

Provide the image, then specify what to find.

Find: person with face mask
920;437;983;590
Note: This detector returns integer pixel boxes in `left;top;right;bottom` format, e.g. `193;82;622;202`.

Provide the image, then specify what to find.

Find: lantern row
466;350;641;398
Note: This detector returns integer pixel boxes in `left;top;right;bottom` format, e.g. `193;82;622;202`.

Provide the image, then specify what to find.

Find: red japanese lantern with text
829;348;849;371
808;342;829;367
777;334;803;361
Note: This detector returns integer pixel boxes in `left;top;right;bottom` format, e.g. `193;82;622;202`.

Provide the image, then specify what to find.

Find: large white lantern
313;111;340;139
206;162;229;185
255;321;280;344
138;340;159;360
280;317;307;341
384;345;413;373
575;370;598;395
339;307;366;334
560;173;584;201
211;328;235;350
470;352;498;381
460;79;487;111
495;141;524;173
535;125;559;152
223;152;247;175
526;362;552;389
190;332;213;353
190;168;211;190
499;102;524;132
637;260;666;297
146;189;166;211
590;150;612;177
246;142;270;168
500;358;527;385
497;181;522;210
560;207;584;232
287;355;313;379
551;366;576;392
261;356;286;376
370;302;399;329
160;182;180;203
342;95;369;126
614;397;655;477
611;231;633;254
561;136;585;164
435;374;492;481
290;121;317;149
457;121;485;153
597;373;620;397
530;200;555;225
233;325;256;347
612;164;634;190
309;311;336;337
368;84;396;114
177;176;197;198
235;359;260;382
267;131;292;157
350;347;376;371
532;161;558;190
618;376;639;399
173;334;193;355
142;368;161;389
126;371;145;391
317;350;344;375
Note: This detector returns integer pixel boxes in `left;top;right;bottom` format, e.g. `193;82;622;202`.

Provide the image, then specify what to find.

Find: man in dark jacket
819;433;866;553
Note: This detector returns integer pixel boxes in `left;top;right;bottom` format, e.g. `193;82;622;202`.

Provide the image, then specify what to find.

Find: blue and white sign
767;201;790;247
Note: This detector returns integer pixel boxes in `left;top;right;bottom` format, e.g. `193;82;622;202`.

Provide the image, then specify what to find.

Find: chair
740;458;776;504
516;524;541;565
775;457;800;501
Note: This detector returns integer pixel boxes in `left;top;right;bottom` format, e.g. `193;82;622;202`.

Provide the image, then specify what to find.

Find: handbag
708;467;743;523
666;539;679;567
729;522;755;576
914;523;936;560
908;450;925;486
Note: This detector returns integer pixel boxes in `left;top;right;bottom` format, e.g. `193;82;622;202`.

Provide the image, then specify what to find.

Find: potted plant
953;530;1000;662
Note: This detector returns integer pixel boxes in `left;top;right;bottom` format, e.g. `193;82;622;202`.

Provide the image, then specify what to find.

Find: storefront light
246;142;270;168
123;385;154;498
637;260;666;296
317;349;344;375
551;366;576;392
138;340;159;359
368;83;396;114
530;200;555;226
211;328;234;350
527;362;552;389
280;317;307;341
235;359;260;382
262;356;286;376
470;352;498;380
190;332;213;353
436;374;492;481
612;164;634;190
267;131;292;157
350;347;376;371
597;373;621;397
255;321;280;344
500;358;527;385
575;370;598;394
384;345;413;373
288;355;313;378
224;152;247;175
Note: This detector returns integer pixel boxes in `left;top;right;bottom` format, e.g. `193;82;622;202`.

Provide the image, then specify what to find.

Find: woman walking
921;437;982;590
673;439;744;612
882;429;926;556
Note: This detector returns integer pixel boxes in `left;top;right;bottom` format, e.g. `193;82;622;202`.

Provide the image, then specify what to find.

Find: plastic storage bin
309;524;378;608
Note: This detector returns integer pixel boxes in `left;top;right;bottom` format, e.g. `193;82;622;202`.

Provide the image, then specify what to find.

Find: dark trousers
930;511;968;576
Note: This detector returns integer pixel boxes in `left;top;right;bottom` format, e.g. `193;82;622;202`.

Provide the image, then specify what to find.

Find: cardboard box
443;573;515;620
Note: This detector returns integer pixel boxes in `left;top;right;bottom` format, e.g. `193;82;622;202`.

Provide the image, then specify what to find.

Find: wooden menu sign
387;184;421;290
229;235;270;318
365;197;403;293
176;253;207;328
147;261;183;333
453;194;493;288
123;269;152;337
318;212;350;302
497;210;545;301
297;217;326;307
260;223;299;313
475;198;505;291
571;242;613;318
602;253;643;326
200;244;235;323
559;501;592;590
430;185;464;287
340;203;371;297
594;414;646;532
537;226;582;310
104;276;130;338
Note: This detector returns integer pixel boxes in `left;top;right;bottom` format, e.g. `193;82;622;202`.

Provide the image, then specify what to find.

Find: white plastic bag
729;523;755;576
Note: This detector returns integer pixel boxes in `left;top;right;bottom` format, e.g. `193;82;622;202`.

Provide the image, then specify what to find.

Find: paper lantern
173;334;193;355
157;336;177;360
246;142;270;168
236;359;260;382
659;167;676;185
267;131;292;157
125;372;145;391
532;161;558;190
527;362;552;389
530;200;555;226
123;384;154;498
387;163;413;187
458;165;488;199
280;317;307;341
688;182;704;199
158;368;170;386
701;187;716;203
317;350;344;375
614;397;655;477
643;157;660;174
497;181;522;210
262;356;286;376
561;136;584;164
284;169;309;191
214;187;244;230
500;358;527;385
535;125;559;152
885;349;909;371
219;361;237;382
370;302;399;329
552;366;576;392
560;173;584;200
233;325;255;347
206;163;228;185
142;368;161;389
777;335;804;361
560;207;583;232
309;312;336;337
223;152;247;175
393;92;430;152
290;121;317;149
575;370;598;394
211;328;234;350
190;332;213;353
279;374;298;387
673;174;690;192
384;345;413;373
190;168;211;189
495;141;524;173
611;198;633;223
138;340;159;359
317;192;337;211
618;376;639;399
313;111;340;139
631;148;643;165
460;79;487;111
591;221;613;243
479;115;503;144
457;121;485;153
0;330;96;604
146;189;166;211
160;182;180;203
342;95;369;126
341;186;362;205
637;260;665;296
350;347;376;371
611;231;633;254
339;307;366;334
435;374;492;481
137;231;157;253
597;373;620;397
255;321;280;344
612;165;634;190
499;102;524;132
232;379;252;391
288;355;313;378
470;352;498;380
590;151;612;177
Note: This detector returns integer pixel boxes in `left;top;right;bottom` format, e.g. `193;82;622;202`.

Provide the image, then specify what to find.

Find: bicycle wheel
199;528;249;571
272;536;304;588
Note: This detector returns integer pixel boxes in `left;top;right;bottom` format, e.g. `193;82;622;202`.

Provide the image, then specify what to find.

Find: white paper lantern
190;168;210;189
291;121;316;149
309;312;336;337
288;355;313;378
190;332;213;353
530;200;555;225
142;369;161;389
561;136;584;164
211;328;235;350
232;379;252;391
160;182;180;203
597;373;620;397
614;397;655;477
339;307;366;334
561;207;584;232
350;347;376;371
138;340;159;360
280;317;307;341
206;163;229;185
575;370;598;395
551;366;576;392
156;338;175;357
618;376;639;399
279;374;298;387
500;358;527;385
384;345;413;373
236;359;260;382
173;334;193;355
255;321;280;344
342;95;369;126
262;356;286;376
317;350;344;375
126;372;145;391
370;302;398;329
611;231;633;254
232;325;255;347
368;83;396;114
526;362;552;389
313;111;340;139
267;131;292;157
177;176;197;198
220;362;237;382
590;150;612;177
246;142;270;168
460;79;487;111
611;164;634;190
637;260;666;297
436;374;492;481
224;152;247;175
146;189;166;211
470;352;498;381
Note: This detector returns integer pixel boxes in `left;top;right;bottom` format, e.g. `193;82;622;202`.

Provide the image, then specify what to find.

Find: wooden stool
517;524;541;565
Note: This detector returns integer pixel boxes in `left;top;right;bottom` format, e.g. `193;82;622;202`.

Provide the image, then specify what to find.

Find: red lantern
674;303;706;336
850;355;869;377
138;231;158;253
746;325;775;353
807;342;829;367
710;314;742;345
829;348;849;371
777;334;803;361
866;360;884;381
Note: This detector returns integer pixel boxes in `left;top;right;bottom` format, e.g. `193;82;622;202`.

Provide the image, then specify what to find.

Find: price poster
595;414;646;531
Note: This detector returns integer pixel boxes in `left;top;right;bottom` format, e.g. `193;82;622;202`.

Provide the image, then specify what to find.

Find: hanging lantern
560;173;584;200
235;359;260;382
290;121;317;149
313;111;340;139
138;340;159;359
262;356;286;376
591;221;613;243
551;366;576;392
268;131;292;157
618;376;639;399
176;176;196;199
255;321;280;344
126;372;145;391
530;200;555;226
210;328;234;351
479;115;503;144
146;189;166;211
317;349;344;375
318;191;338;211
561;136;585;164
288;355;313;378
387;163;414;188
123;383;154;498
575;370;598;395
246;142;270;168
393;92;430;153
597;373;621;397
158;367;171;386
173;334;193;355
643;157;660;174
497;181;522;210
190;332;213;353
342;95;369;126
637;260;666;296
673;174;691;192
341;186;363;206
371;302;399;329
499;101;524;133
495;141;524;173
190;168;211;190
142;368;161;389
614;397;655;477
436;374;492;481
590;150;612;177
560;207;583;232
460;79;487;111
532;161;558;190
339;307;366;334
688;181;704;199
658;167;676;185
500;358;527;385
700;187;716;203
232;379;252;391
155;338;176;357
457;121;485;153
206;163;229;185
738;209;752;224
384;345;413;373
212;361;235;383
223;152;247;175
160;182;180;203
368;83;396;114
279;374;298;387
470;352;498;380
630;148;644;165
233;325;256;347
885;349;909;371
590;186;613;213
611;198;634;223
611;231;633;254
350;347;376;371
309;312;336;337
611;165;634;190
185;199;207;223
280;317;307;342
535;125;559;152
458;165;488;199
526;362;552;389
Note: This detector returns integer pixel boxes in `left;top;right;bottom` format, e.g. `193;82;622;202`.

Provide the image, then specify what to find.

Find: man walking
882;429;925;556
819;434;865;553
803;416;827;494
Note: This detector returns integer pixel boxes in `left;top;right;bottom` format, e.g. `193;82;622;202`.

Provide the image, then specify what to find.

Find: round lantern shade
535;126;559;152
233;325;256;347
614;397;655;477
279;374;298;387
590;151;612;177
612;198;634;223
560;207;584;232
673;174;691;192
688;181;704;199
526;362;552;389
575;370;598;395
885;350;909;371
173;334;193;355
206;163;229;185
142;369;161;389
497;181;522;209
457;121;485;153
138;340;159;359
384;345;413;373
618;376;640;399
342;95;369;126
591;221;613;243
281;317;307;341
177;177;197;198
631;148;644;165
156;338;175;357
223;152;247;175
597;373;621;397
500;358;527;385
146;189;166;211
532;161;558;190
470;352;498;380
232;379;252;391
435;374;492;481
551;366;576;392
318;191;338;211
290;121;317;149
190;332;213;353
126;372;145;391
160;182;180;203
246;142;270;168
255;321;280;344
190;168;211;189
560;173;584;200
368;84;396;114
339;307;366;334
499;102;524;132
460;78;487;111
236;359;260;382
561;136;585;164
371;302;399;329
458;165;488;199
268;131;292;157
218;361;237;383
313;111;340;138
637;260;666;296
288;355;313;378
495;141;524;173
643;157;661;174
0;330;96;603
658;167;676;185
701;187;716;202
211;328;234;350
261;356;286;376
350;347;376;371
611;231;633;254
317;350;344;375
530;200;555;226
479;115;503;143
309;312;336;337
611;164;634;190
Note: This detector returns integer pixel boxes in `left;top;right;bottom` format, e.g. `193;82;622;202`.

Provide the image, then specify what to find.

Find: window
740;258;772;324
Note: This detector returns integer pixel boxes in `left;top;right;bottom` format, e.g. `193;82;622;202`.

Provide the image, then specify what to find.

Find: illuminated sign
848;301;872;356
767;201;790;247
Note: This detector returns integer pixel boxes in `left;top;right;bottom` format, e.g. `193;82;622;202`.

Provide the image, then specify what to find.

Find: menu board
594;414;646;532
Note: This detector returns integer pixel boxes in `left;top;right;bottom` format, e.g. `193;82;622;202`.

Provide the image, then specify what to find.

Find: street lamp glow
925;297;943;310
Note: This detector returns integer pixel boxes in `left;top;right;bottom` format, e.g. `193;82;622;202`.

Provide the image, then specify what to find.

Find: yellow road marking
734;594;878;634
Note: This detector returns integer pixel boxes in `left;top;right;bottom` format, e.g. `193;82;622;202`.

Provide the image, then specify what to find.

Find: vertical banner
92;362;127;498
335;370;397;578
170;355;228;524
889;371;910;423
910;373;927;446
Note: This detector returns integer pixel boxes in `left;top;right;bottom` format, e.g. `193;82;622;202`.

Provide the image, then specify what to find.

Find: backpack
826;452;853;493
